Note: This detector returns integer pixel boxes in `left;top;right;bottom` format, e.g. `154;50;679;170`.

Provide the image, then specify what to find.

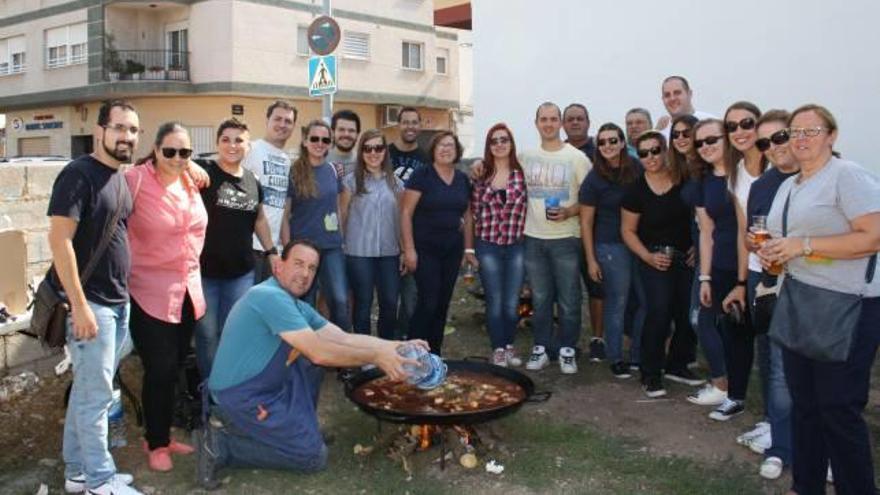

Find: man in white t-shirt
521;102;592;375
655;75;715;140
243;100;297;283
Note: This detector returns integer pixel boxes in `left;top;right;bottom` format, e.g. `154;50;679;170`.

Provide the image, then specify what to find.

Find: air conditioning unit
380;104;402;126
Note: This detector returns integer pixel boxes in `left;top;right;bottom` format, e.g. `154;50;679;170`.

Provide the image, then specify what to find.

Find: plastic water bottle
398;343;432;384
107;389;127;449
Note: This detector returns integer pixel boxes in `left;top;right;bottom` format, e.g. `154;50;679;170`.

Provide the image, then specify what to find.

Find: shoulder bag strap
79;175;128;285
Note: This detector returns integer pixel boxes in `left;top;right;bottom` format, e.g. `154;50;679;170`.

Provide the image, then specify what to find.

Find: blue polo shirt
697;174;737;271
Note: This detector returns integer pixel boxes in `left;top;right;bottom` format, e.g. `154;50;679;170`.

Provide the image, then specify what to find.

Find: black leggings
129;294;197;450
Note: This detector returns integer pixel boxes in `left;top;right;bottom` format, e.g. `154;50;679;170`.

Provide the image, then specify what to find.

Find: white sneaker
505;345;522;367
827;465;834;484
736;421;770;446
759;456;783;480
66;474;134;493
748;430;772;454
525;345;549;371
491;348;508;367
559;347;578;374
87;476;143;495
686;384;727;406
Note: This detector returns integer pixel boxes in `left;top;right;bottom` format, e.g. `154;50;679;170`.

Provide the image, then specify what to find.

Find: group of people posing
46;72;878;495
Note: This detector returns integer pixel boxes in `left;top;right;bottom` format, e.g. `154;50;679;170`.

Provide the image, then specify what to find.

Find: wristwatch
802;237;813;257
264;246;279;256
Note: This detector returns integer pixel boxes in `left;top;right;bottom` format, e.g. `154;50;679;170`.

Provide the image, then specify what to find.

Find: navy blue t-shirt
697;174;738;271
747;167;798;230
286;163;343;249
406;164;471;252
578;166;641;244
680;178;702;248
46;155;132;306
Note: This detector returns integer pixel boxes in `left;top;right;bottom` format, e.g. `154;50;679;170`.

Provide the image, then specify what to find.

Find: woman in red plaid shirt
465;123;528;366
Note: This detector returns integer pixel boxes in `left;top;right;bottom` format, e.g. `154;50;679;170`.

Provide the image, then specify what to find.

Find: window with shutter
342;31;369;60
45;23;87;69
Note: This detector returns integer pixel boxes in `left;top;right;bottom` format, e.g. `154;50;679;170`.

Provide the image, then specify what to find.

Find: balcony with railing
104;50;190;82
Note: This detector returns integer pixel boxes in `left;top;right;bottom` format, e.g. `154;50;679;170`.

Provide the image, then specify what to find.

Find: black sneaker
610;362;631;379
708;399;745;421
195;419;223;490
664;367;706;386
589;338;606;362
642;377;667;398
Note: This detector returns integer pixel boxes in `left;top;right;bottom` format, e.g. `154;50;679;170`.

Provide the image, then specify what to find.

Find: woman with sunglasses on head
758;105;880;495
194;119;277;380
621;131;694;398
126;123;207;471
339;130;404;341
281;120;350;330
580;123;644;378
464;124;527;366
687;118;750;422
401;131;472;355
738;110;797;480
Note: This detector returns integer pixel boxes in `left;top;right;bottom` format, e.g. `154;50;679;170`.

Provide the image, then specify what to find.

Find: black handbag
768;191;877;362
27;183;127;348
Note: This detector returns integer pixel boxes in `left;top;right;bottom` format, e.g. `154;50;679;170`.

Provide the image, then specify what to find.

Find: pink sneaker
147;447;173;472
143;439;195;456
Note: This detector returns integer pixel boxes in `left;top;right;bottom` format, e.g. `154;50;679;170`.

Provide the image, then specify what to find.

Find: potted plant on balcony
168;64;188;81
145;65;166;80
123;59;146;80
104;35;123;82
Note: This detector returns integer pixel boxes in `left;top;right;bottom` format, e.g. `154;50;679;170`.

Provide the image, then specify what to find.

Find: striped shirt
342;172;403;257
471;169;527;245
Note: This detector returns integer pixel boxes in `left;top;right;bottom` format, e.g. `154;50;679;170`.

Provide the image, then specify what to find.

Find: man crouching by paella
196;239;426;488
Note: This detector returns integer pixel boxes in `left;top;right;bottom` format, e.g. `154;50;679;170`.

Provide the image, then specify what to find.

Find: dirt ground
1;288;877;494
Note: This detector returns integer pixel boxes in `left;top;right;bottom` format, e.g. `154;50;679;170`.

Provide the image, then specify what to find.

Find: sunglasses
362;144;386;154
161;147;193;159
489;136;510;146
694;135;725;149
671;129;691;140
597;137;620;147
755;129;791;152
637;146;663;158
308;136;332;144
724;117;756;133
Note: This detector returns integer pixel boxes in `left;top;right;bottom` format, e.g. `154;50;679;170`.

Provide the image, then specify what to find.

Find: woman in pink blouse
464;123;528;366
125;122;207;472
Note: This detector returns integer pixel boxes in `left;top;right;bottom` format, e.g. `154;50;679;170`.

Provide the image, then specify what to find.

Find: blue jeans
695;268;734;380
476;239;525;350
524;236;582;350
346;255;400;340
304;247;351;331
196;271;254;379
397;273;417;338
763;338;792;464
784;297;879;495
596;243;644;364
62;301;131;489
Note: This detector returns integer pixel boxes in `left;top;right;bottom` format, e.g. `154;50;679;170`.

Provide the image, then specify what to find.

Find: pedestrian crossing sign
309;55;337;97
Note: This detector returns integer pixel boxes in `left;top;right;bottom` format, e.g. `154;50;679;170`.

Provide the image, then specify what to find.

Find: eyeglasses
694;135;725;149
637;146;663;158
489;136;510;146
308;136;332;144
362;144;386;154
160;147;193;159
671;129;691;140
102;124;143;135
788;127;827;139
724;118;756;133
755;129;790;152
597;137;620;147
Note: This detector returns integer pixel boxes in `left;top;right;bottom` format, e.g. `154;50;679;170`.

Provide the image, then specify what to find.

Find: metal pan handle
526;391;552;403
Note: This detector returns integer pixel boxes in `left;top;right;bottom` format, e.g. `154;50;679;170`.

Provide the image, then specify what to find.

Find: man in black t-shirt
389;107;429;339
48;100;143;495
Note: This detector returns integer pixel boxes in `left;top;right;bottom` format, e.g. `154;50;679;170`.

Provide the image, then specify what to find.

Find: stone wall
0;162;65;374
0;162;64;282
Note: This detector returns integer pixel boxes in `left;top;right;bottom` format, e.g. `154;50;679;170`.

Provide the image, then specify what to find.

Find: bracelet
464;248;476;255
735;280;747;287
698;274;712;282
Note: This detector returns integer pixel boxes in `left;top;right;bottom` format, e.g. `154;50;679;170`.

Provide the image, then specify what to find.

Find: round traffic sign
307;16;341;56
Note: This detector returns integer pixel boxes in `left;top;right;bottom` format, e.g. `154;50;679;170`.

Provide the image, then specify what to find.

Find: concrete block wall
0;162;64;282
